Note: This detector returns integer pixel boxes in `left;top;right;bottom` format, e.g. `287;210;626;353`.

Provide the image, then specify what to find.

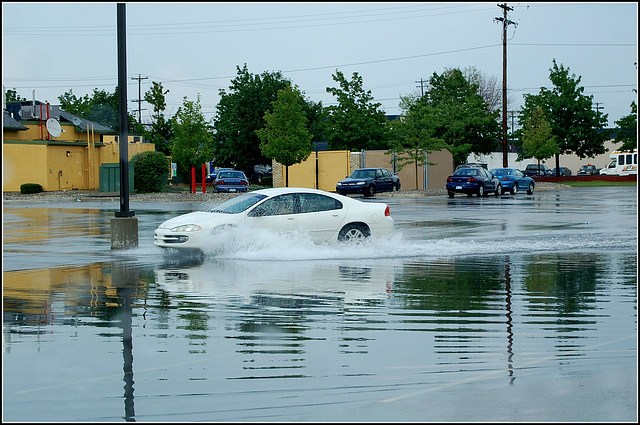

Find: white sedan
154;187;394;253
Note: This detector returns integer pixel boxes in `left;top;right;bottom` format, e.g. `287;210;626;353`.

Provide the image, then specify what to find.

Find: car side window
299;193;343;213
249;194;295;217
376;169;383;178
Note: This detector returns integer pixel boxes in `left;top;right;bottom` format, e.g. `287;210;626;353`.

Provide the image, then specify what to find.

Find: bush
131;151;170;193
20;183;43;194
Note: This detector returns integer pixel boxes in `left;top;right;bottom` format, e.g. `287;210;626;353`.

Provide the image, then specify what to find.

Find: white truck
599;149;638;176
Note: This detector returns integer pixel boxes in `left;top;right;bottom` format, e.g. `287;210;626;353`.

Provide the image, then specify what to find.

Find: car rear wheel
338;223;370;242
510;183;518;195
448;190;455;198
477;185;485;197
527;182;534;195
495;184;502;196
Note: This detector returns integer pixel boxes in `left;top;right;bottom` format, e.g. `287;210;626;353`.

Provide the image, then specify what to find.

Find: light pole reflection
113;261;139;422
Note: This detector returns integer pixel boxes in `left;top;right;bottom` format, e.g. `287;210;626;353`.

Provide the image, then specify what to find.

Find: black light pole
111;3;138;250
116;3;133;218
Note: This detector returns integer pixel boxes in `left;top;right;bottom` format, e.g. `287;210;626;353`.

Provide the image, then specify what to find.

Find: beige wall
272;149;453;191
274;150;350;191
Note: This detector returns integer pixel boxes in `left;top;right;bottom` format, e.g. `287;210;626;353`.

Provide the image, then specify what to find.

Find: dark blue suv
336;168;401;197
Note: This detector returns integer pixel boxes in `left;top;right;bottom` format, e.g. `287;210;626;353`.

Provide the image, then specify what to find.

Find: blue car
446;166;502;197
336;168;401;197
489;168;535;195
212;170;249;193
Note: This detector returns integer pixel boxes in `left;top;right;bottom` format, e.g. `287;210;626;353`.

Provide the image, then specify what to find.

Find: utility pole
131;74;147;123
495;3;517;168
593;102;604;114
416;78;427;97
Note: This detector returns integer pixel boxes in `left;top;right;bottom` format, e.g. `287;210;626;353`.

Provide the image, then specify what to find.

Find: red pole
191;166;196;194
202;164;206;193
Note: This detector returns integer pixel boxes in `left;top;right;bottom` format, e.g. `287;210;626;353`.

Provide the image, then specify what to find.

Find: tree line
5;60;637;184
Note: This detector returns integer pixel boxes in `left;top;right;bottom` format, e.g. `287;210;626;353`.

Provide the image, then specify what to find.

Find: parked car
522;163;553;178
336;168;401;197
551;167;572;177
577;164;600;176
446;166;502;198
212;170;249;193
455;163;487;171
489;168;535;195
154;187;394;254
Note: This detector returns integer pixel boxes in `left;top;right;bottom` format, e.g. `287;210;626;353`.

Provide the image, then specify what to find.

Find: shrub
131;151;170;193
20;183;43;194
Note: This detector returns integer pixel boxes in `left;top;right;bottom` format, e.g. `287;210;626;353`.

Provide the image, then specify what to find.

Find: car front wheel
364;185;375;197
338;223;370;242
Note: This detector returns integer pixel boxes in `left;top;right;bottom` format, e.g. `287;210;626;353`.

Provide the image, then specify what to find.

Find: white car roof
252;187;337;197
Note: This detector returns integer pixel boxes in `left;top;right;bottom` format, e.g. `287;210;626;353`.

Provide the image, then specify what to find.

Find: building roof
59;111;115;134
2;111;28;130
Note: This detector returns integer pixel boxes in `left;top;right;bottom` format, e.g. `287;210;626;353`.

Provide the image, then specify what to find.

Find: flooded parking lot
2;186;637;422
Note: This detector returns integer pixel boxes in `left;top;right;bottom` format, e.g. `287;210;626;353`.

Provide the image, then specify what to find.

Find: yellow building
3;102;155;192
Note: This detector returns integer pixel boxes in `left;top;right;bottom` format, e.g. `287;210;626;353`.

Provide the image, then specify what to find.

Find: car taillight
447;177;453;182
466;177;477;182
217;180;225;184
501;177;509;181
384;205;390;216
240;181;248;185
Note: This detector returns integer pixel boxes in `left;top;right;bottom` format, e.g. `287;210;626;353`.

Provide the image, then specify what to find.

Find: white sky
2;2;637;128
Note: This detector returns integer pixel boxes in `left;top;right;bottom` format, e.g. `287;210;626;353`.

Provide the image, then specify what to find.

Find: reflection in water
504;255;515;384
113;262;139;422
2;251;637;422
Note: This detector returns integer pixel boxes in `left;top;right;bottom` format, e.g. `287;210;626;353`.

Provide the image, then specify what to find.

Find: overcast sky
2;2;637;128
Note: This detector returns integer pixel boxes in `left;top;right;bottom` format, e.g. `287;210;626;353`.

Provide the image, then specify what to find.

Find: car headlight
171;224;202;232
355;181;365;185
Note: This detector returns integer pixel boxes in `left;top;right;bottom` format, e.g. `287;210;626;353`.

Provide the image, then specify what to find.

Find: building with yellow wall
3;102;155;192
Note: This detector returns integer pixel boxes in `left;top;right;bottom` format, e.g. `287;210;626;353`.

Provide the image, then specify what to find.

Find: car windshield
454;168;478;176
350;169;375;179
209;193;267;214
491;169;511;176
219;171;244;179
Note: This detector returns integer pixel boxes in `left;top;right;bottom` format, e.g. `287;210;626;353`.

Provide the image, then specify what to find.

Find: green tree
256;85;313;187
144;81;172;155
58;87;143;134
387;95;446;188
422;68;501;167
5;88;26;102
520;106;558;172
131;150;170;193
614;101;637;151
518;59;608;174
169;95;214;182
324;70;389;151
213;64;291;171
